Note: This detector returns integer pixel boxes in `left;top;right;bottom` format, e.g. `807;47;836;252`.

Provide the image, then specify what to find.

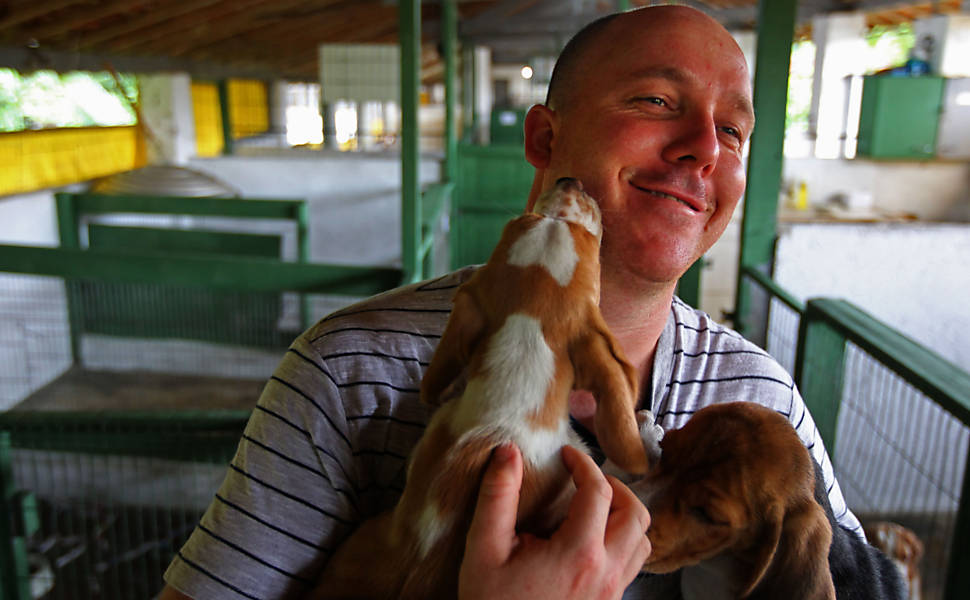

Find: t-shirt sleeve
164;334;359;600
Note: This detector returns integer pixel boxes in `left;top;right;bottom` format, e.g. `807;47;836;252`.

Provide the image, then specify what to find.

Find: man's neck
599;275;675;374
569;275;675;430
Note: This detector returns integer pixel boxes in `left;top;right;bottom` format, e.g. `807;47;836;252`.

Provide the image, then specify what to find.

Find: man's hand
458;443;651;600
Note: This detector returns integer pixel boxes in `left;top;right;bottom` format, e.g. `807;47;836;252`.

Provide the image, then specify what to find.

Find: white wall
783;157;970;220
0;190;60;246
774;222;970;372
188;150;442;267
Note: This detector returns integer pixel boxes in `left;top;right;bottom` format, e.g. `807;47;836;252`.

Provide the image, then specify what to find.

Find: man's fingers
603;475;652;576
555;445;613;546
464;442;524;567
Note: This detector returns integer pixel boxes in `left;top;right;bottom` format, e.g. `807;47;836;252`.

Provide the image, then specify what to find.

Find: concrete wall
0;152;442;271
188;150;441;267
773;221;970;372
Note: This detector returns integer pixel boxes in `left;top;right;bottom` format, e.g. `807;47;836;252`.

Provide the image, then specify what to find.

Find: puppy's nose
555;177;583;192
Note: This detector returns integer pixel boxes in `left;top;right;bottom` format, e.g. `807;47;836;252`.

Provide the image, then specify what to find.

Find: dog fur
310;178;645;599
629;402;905;600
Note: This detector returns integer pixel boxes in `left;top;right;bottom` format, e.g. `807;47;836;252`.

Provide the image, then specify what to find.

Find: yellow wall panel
228;79;269;139
191;82;224;157
0;126;140;197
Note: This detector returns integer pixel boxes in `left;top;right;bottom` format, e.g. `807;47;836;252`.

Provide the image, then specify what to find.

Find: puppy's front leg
570;325;646;475
420;288;486;406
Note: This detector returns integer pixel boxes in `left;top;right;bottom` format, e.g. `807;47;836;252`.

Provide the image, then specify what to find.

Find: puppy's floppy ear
420;287;486;406
742;499;835;600
738;502;784;598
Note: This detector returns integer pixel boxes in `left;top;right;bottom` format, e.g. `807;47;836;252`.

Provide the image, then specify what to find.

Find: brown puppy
310;178;646;599
865;521;924;600
632;402;835;600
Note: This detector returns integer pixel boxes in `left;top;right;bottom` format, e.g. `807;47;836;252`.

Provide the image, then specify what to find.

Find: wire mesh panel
835;343;968;600
764;296;801;375
0;274;73;411
2;413;247;599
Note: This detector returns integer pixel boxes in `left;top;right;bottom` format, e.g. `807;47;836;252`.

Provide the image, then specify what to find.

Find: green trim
87;225;281;258
0;245;403;296
794;305;847;453
217;79;234;155
58;192;305;219
400;0;422;283
677;258;704;308
740;265;805;313
802;299;970;425
443;0;458;184
734;0;797;337
947;453;970;600
0;432;29;600
0;411;249;464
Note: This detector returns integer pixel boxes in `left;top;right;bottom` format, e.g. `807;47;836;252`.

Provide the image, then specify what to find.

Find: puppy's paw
636;410;663;467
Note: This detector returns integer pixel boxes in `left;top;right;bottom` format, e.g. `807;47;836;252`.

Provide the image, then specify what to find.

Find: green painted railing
0;242;409;600
740;265;970;600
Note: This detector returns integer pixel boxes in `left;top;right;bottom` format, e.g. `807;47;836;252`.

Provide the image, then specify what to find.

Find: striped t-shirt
164;267;861;599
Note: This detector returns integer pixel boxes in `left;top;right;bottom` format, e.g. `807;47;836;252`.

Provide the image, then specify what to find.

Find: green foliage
0;69;138;133
865;23;916;68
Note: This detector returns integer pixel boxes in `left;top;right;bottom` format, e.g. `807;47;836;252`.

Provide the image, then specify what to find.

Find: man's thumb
464;442;523;565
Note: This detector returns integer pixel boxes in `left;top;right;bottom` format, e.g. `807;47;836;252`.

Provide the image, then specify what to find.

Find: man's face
532;8;755;289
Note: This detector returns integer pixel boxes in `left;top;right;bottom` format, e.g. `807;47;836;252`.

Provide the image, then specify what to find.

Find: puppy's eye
689;506;720;525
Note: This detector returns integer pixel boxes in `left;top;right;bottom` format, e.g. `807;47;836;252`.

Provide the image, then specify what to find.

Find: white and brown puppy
629;402;904;600
312;178;647;600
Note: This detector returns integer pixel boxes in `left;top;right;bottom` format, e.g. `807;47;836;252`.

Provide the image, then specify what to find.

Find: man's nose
661;115;719;177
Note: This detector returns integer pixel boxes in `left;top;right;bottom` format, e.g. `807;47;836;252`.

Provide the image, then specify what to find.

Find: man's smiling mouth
634;184;702;212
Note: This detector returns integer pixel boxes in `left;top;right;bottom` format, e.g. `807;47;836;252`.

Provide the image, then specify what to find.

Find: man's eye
720;125;742;140
635;96;667;107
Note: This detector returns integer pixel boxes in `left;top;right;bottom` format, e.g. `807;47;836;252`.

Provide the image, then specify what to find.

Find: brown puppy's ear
570;313;646;475
743;500;835;600
737;502;784;598
420;288;486;406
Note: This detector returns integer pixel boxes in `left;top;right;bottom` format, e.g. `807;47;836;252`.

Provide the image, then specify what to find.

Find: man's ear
524;104;557;169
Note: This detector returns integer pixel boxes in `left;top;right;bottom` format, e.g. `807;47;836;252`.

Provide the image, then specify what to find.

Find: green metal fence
0;246;409;599
740;266;970;600
1;411;248;600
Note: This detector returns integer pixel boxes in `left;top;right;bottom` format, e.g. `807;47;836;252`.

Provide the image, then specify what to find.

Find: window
0;69;137;132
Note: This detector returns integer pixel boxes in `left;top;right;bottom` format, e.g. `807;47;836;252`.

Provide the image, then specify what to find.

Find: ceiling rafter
0;0;87;30
20;0;156;43
0;0;962;84
75;0;228;48
110;0;279;53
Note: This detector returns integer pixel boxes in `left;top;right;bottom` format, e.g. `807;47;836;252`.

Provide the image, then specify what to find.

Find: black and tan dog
629;402;904;600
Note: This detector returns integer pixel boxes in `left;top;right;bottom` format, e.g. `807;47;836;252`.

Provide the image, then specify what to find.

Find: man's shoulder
300;267;474;350
669;297;761;352
668;296;792;384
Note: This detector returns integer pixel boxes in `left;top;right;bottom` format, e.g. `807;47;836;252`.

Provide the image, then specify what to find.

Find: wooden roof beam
76;0;228;48
0;0;86;30
116;0;327;54
149;1;353;57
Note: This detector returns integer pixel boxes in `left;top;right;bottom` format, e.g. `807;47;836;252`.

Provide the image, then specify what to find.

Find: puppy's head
532;177;602;241
637;402;829;595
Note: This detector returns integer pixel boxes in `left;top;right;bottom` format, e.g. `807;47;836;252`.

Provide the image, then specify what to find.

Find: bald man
161;7;861;600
